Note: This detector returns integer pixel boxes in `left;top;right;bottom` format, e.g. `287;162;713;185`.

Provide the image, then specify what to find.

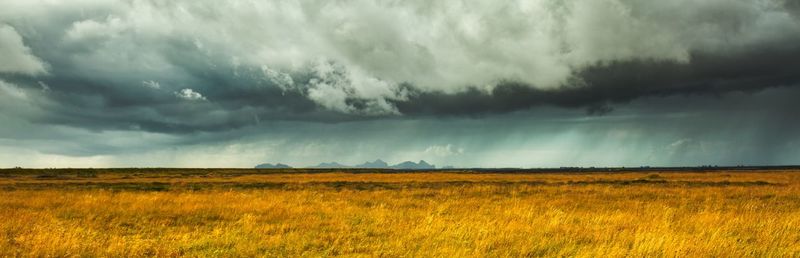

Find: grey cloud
0;0;798;135
0;80;28;100
142;80;160;89
5;86;800;167
0;25;47;75
396;42;800;116
784;0;800;16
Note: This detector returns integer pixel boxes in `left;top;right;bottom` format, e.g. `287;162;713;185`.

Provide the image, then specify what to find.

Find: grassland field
1;168;799;257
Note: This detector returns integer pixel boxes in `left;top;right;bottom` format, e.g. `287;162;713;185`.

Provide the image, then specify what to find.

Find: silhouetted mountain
255;163;291;169
391;160;435;169
274;160;438;169
355;159;389;168
311;162;350;168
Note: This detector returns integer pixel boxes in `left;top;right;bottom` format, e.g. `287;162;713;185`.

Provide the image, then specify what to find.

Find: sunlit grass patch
0;170;799;257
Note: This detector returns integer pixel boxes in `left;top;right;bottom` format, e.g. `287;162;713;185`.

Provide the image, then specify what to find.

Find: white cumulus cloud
174;88;206;101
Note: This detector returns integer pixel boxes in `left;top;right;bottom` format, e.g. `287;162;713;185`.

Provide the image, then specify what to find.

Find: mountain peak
356;159;389;168
257;159;438;169
391;160;435;170
255;163;292;169
312;162;350;168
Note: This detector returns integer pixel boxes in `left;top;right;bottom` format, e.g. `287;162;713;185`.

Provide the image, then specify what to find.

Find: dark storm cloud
785;0;800;16
2;30;348;133
397;42;800;116
1;0;800;135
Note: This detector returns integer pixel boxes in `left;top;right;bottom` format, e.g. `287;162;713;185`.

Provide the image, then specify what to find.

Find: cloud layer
1;1;799;127
1;0;800;167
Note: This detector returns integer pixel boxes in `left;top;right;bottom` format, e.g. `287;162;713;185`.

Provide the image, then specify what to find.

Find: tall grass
1;171;799;257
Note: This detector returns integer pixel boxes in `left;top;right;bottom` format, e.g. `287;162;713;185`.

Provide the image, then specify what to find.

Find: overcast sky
1;0;800;168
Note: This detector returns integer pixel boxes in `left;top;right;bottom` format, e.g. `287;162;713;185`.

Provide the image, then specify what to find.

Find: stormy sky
2;0;800;168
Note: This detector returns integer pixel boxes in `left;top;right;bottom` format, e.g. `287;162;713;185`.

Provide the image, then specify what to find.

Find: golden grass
1;170;799;257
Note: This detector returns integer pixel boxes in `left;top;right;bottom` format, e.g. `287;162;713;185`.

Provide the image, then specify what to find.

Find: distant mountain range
254;159;437;169
312;162;350;168
390;160;435;169
355;159;389;168
311;159;436;169
254;163;291;169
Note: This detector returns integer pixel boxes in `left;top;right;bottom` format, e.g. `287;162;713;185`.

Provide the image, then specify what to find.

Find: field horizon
2;168;799;257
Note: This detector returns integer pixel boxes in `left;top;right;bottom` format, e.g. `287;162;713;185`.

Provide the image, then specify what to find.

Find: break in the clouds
1;0;800;167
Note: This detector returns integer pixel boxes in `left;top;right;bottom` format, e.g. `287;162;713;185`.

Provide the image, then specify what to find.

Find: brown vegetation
1;169;799;257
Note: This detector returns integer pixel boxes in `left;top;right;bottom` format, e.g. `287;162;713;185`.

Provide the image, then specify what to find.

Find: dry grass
1;170;799;257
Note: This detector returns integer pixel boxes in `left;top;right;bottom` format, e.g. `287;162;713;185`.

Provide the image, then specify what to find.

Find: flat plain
1;168;799;257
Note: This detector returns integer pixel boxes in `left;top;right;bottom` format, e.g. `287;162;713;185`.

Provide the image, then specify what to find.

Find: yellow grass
1;170;799;257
